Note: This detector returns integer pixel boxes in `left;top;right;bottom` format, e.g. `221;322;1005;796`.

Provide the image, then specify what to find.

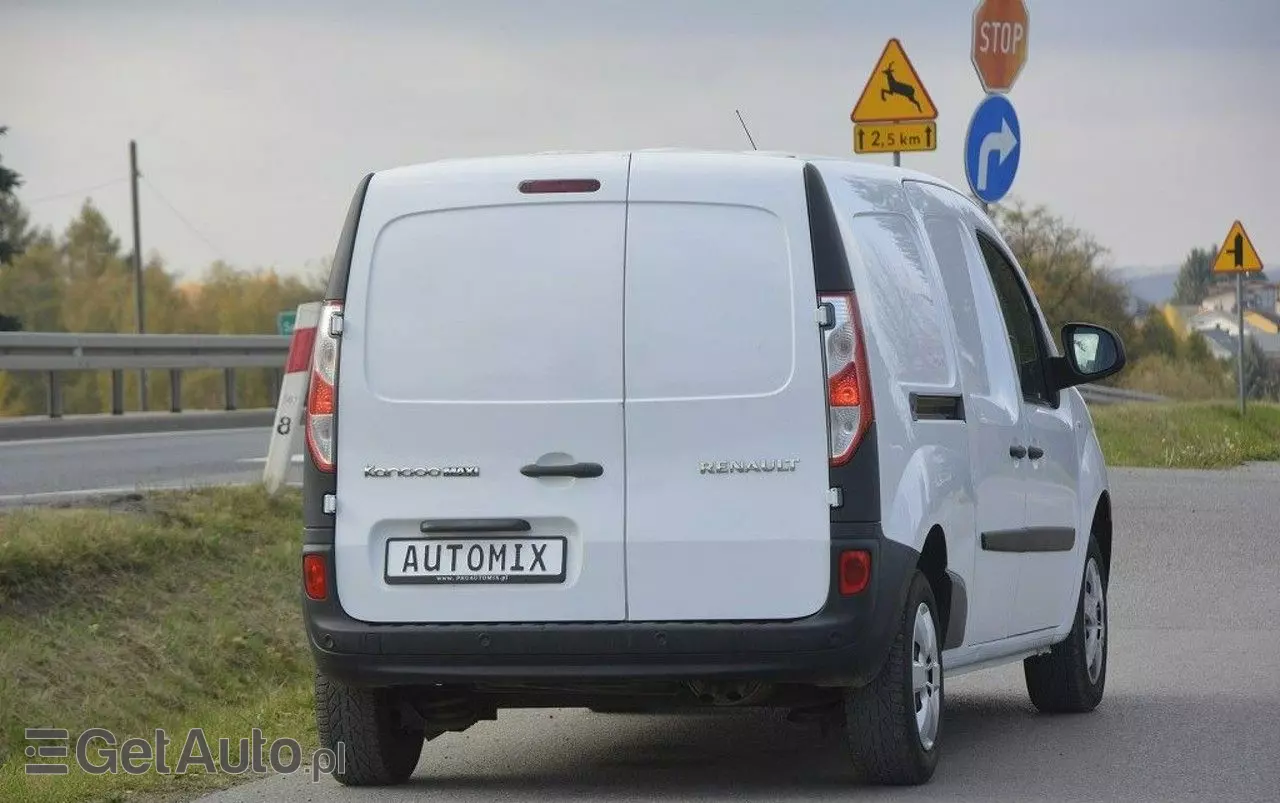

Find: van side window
975;232;1051;405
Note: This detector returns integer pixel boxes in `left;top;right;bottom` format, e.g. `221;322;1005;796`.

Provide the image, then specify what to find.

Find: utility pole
130;140;148;411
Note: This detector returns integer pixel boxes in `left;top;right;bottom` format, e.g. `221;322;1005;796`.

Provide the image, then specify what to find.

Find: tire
315;673;425;786
1023;534;1108;713
842;570;943;785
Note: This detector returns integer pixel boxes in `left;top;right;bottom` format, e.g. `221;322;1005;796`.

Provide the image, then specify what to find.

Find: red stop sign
972;0;1029;93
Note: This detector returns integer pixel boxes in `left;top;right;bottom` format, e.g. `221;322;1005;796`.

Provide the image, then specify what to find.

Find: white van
299;150;1125;786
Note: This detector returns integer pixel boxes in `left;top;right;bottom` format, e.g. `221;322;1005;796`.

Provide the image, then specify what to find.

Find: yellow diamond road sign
1213;220;1264;273
851;38;938;124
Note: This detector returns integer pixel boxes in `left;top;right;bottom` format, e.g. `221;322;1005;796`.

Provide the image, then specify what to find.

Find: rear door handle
1009;444;1028;459
1027;446;1045;460
520;462;604;479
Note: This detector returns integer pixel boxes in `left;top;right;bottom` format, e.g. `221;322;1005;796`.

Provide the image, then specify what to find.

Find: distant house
1189;309;1240;337
1161;304;1200;337
1253;330;1280;361
1198;328;1237;361
1247;309;1280;334
1200;279;1278;314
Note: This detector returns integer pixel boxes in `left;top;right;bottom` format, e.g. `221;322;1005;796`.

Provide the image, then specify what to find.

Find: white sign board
263;301;321;494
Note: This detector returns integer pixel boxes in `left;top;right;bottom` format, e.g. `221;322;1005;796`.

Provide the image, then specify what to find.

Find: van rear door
333;154;630;624
622;152;832;622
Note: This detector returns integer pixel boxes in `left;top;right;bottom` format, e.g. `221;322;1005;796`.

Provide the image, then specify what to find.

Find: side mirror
1050;322;1127;391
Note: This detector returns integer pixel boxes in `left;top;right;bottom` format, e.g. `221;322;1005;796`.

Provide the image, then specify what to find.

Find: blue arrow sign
964;93;1021;205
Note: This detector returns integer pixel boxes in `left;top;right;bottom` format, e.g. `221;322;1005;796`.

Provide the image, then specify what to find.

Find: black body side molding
980;527;1076;553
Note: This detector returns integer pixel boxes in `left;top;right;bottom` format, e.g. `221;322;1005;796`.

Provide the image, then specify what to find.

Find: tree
1172;245;1216;306
1136;305;1177;359
1240;335;1280;402
992;200;1136;355
0;125;30;266
1180;330;1213;364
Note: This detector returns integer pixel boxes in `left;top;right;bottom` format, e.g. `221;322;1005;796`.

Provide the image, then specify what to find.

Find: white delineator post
263;302;322;494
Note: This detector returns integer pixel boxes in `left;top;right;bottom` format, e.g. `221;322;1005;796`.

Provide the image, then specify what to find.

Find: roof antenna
735;109;758;150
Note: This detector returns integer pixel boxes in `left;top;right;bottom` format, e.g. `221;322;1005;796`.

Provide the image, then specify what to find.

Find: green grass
0;487;317;803
2;405;1277;800
1092;401;1280;468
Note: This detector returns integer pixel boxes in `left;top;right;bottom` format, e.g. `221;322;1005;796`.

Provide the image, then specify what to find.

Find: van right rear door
621;152;833;622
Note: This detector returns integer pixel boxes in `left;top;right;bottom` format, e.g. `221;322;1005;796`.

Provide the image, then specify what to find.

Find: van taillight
820;293;873;465
305;301;343;473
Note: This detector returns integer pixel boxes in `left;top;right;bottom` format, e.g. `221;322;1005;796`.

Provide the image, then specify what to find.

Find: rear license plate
384;536;567;585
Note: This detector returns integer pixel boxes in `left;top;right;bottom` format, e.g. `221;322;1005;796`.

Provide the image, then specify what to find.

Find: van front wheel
842;570;943;785
1023;534;1108;713
315;673;424;786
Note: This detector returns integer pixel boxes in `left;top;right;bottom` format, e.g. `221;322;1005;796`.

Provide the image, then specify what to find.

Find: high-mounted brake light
305;301;343;473
518;178;601;194
820;292;874;465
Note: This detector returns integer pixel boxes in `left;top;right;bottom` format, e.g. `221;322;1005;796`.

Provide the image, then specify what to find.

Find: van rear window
360;202;627;403
623;203;794;401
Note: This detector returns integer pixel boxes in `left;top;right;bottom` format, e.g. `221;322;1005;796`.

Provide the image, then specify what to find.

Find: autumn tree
0;126;31;266
1172;245;1217;306
1;125;35;332
992;200;1136;354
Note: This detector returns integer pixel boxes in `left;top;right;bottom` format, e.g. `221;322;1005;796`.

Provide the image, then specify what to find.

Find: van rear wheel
842;570;943;785
315;673;424;786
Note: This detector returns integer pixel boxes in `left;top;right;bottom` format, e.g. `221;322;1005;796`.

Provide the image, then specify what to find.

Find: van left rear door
332;153;632;625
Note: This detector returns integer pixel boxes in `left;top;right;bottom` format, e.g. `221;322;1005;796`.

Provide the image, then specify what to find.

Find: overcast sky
3;0;1277;278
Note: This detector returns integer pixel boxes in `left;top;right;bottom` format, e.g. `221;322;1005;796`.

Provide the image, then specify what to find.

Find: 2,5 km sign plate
854;121;937;154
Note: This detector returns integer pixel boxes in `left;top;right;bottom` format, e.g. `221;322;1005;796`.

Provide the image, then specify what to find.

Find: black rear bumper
301;524;918;689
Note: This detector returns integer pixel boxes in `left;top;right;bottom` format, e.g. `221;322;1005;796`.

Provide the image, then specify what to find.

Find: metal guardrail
1077;384;1168;404
0;331;1165;424
0;332;290;418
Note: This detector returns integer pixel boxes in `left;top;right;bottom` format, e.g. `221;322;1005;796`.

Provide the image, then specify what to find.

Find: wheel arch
917;524;967;651
1092;490;1112;581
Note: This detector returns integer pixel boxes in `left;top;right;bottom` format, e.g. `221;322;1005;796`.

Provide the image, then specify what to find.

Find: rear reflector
518;178;601;194
284;326;317;374
303;553;327;601
839;549;872;595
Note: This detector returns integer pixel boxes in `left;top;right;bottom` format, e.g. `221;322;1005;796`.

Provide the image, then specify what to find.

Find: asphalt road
0;427;298;504
191;462;1280;803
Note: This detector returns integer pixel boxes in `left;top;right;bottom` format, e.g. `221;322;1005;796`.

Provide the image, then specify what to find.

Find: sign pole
893;151;901;167
1237;272;1246;415
1213;219;1263;415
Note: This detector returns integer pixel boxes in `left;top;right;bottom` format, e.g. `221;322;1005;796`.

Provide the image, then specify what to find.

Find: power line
139;174;229;261
25;177;128;205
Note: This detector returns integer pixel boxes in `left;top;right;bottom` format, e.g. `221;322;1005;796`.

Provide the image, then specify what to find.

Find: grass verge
0;487;315;803
1091;401;1280;468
